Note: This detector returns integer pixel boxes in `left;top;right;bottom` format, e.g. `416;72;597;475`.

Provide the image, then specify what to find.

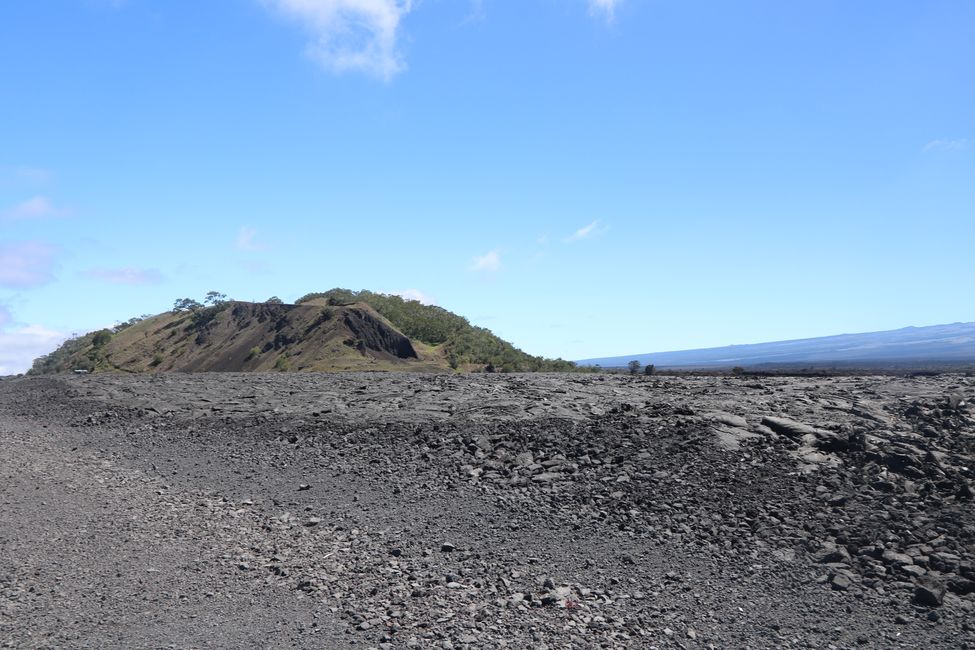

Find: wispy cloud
237;259;271;273
588;0;621;20
0;241;58;288
390;288;436;305
0;323;69;375
470;249;501;272
922;138;971;153
86;267;164;285
235;226;268;252
458;0;486;26
0;166;52;186
565;219;606;242
2;196;71;221
0;304;10;328
263;0;414;80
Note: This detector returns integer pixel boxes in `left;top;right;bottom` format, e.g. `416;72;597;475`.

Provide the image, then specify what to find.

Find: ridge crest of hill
30;290;577;374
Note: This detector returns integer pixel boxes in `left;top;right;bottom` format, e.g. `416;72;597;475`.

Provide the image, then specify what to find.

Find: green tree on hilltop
204;291;228;306
172;298;202;313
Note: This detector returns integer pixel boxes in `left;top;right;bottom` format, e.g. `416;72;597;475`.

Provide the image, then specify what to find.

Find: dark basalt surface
1;372;973;648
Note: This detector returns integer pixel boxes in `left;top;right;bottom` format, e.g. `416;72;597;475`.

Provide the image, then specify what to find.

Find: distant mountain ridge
578;322;975;369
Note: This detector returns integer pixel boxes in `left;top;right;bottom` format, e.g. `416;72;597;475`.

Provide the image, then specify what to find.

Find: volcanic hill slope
50;301;437;373
30;290;576;374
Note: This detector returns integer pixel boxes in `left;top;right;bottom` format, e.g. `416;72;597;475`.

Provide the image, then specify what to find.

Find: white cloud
470;249;501;272
263;0;414;80
86;267;164;285
235;226;267;252
0;305;10;328
922;138;971;153
589;0;621;20
0;241;58;288
2;196;71;221
565;219;605;242
0;324;69;375
390;288;436;305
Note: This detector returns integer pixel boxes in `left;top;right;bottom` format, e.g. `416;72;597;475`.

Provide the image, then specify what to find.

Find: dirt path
0;415;351;649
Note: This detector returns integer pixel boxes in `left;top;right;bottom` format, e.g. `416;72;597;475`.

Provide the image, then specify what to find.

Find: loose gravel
1;372;973;648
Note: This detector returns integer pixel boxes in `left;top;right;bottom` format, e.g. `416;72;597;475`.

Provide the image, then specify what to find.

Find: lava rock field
1;372;973;648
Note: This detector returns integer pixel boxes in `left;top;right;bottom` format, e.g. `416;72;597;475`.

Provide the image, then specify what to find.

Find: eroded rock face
341;307;418;359
1;372;973;648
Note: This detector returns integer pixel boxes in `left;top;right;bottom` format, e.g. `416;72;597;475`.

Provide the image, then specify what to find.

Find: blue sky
1;0;973;373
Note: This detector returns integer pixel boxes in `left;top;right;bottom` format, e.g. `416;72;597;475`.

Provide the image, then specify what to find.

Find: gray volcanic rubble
1;373;974;648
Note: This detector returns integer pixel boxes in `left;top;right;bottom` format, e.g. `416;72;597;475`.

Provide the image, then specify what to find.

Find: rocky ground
1;372;974;649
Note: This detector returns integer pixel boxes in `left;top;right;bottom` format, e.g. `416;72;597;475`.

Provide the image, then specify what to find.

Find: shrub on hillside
91;329;113;348
297;288;578;372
